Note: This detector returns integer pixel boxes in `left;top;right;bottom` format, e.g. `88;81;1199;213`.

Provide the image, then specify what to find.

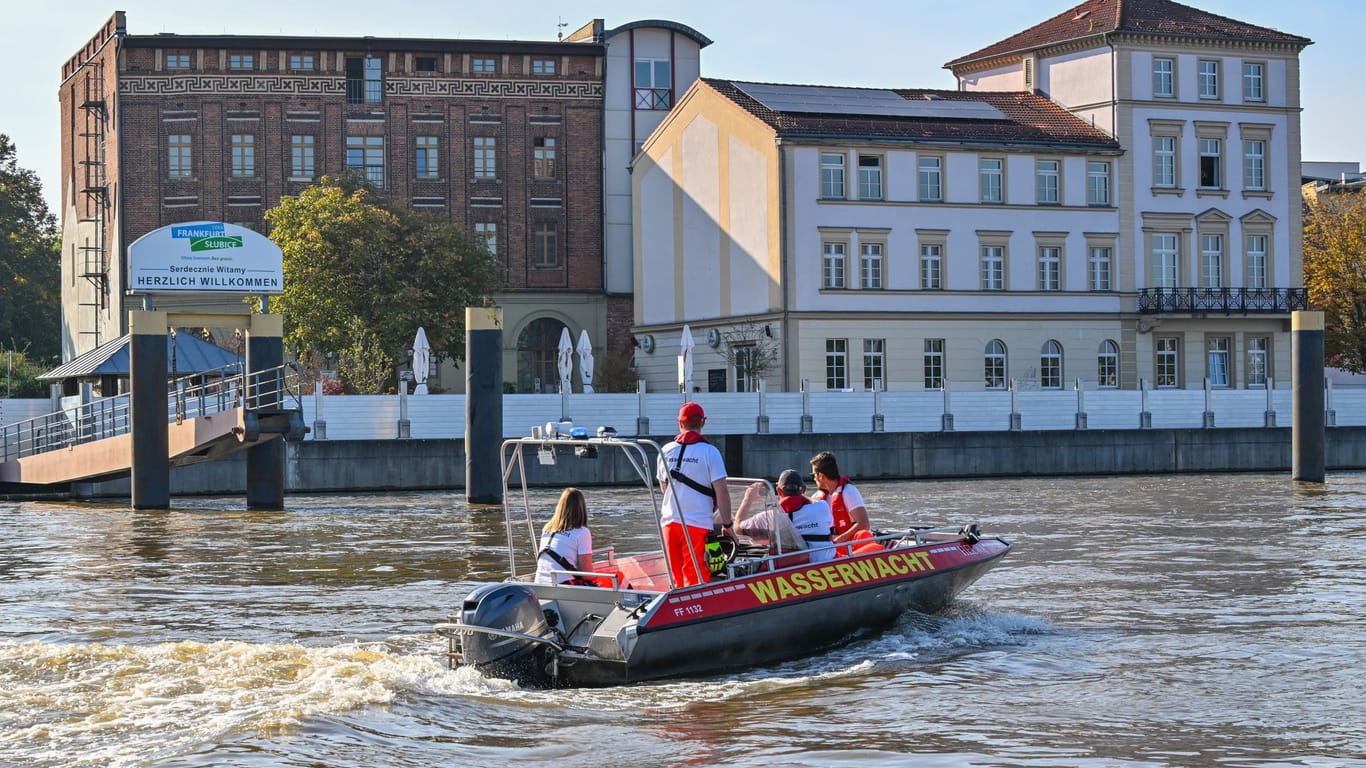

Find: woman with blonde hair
535;488;594;584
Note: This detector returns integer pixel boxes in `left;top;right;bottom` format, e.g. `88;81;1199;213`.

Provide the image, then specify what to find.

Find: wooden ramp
0;407;301;486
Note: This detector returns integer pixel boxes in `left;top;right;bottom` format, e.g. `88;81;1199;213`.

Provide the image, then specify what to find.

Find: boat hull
555;536;1010;686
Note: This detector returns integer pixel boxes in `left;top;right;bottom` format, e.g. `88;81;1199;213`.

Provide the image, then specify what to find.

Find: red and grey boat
435;432;1011;687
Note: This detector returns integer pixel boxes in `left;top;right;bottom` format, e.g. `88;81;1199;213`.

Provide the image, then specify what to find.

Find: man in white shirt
774;469;837;563
657;402;732;587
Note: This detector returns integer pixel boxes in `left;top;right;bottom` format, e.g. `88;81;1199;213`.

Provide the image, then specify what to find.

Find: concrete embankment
43;426;1366;498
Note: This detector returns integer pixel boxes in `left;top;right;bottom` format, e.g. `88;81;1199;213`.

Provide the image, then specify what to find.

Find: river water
1;472;1363;768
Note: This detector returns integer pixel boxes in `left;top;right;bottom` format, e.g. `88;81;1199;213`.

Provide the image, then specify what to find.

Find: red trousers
663;522;711;588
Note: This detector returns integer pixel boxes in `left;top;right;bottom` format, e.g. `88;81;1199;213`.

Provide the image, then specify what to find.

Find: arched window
984;339;1007;389
517;318;565;393
1097;340;1119;388
1040;340;1063;389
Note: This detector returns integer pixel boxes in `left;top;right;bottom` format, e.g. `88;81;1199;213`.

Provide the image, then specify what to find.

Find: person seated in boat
534;487;595;584
809;451;880;555
773;469;837;563
733;481;804;553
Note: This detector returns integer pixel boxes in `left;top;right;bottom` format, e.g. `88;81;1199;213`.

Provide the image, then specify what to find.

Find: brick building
58;12;706;392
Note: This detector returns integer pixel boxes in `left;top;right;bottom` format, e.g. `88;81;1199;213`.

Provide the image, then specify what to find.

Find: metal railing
1137;288;1308;314
1;363;303;462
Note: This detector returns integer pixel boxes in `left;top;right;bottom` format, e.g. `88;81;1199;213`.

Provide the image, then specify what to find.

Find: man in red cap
656;401;732;587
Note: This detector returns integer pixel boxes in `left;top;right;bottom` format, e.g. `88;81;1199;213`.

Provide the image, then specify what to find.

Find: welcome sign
127;221;284;294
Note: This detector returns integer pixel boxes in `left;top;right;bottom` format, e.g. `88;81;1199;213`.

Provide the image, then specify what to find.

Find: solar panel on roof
732;82;1005;121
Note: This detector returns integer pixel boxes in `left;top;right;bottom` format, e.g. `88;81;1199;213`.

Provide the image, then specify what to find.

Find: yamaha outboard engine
459;583;556;686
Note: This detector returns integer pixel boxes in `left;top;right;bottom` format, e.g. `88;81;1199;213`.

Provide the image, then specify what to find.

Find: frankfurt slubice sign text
127;222;284;294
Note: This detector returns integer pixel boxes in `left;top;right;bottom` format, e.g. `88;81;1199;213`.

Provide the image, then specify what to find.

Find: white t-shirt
535;526;593;584
790;498;837;563
656;437;727;530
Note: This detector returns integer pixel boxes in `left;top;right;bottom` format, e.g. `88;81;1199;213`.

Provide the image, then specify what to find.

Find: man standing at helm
657;402;733;587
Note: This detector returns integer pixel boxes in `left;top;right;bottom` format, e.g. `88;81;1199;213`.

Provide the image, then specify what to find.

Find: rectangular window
1200;138;1222;189
923;339;945;390
1247;337;1269;387
1153;233;1179;289
822;242;846;289
858;155;883;200
1036;160;1059;204
825;339;848;391
533;222;559;268
415;56;437;72
863;339;885;392
345;135;385;186
981;246;1005;291
1198;60;1219;99
1154;136;1176;188
1038;246;1060;291
1207;336;1231;388
1153;57;1174;97
918;156;942;202
1243;62;1265;102
920;244;942;290
165;53;190;70
230;134;255;177
229;54;254;70
1087;161;1110;205
475;222;498;255
289;54;315;70
532;58;556;75
471;57;496;74
820;153;845;199
1244;139;1266;191
859;243;883;289
1088;246;1112;292
290;135;314;179
634;58;672;109
980;158;1003;203
733;345;757;393
1201;233;1224;288
346;56;383;104
1246;234;1268;289
168;134;192;178
415;136;439;179
1156;337;1180;388
473;136;497;179
533;137;556;179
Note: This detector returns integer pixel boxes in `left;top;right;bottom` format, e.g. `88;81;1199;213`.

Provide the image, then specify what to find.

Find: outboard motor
458;583;557;686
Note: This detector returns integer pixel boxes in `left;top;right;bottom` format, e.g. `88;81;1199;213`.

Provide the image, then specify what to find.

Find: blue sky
6;0;1359;214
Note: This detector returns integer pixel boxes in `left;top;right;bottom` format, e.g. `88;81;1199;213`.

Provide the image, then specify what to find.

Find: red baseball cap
678;402;706;422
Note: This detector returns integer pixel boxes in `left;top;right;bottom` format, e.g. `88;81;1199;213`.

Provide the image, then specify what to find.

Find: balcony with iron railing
1137;288;1308;314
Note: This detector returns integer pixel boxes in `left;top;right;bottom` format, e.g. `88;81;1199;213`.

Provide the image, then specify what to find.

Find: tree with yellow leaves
1304;190;1366;372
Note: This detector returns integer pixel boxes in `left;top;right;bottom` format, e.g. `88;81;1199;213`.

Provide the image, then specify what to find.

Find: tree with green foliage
264;172;502;393
1304;191;1366;372
0;134;61;365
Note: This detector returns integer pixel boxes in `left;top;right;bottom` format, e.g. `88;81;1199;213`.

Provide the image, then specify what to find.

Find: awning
37;334;242;382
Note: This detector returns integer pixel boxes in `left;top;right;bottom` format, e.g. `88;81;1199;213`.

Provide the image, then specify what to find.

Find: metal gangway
1;363;305;486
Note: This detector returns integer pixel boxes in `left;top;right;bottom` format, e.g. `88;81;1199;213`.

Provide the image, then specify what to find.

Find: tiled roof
946;0;1310;68
703;79;1120;150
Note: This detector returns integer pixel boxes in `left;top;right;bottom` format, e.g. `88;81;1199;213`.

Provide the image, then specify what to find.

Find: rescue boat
435;431;1011;687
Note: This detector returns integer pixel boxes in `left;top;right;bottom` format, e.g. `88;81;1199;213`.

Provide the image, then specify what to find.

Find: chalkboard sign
707;368;727;393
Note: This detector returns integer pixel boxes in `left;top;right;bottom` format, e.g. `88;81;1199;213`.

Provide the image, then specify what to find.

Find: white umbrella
557;326;574;394
679;324;695;393
411;327;431;395
576;329;595;394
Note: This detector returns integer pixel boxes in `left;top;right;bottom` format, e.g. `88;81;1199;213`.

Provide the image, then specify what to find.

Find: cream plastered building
632;79;1128;393
947;0;1311;392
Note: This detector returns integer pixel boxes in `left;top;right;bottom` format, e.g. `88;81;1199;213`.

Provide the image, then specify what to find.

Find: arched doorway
517;318;564;393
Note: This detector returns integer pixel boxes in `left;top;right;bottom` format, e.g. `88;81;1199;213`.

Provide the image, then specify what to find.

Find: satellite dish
706;328;721;348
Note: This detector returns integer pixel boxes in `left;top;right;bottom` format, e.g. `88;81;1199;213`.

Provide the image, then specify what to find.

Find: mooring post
129;309;169;510
465;307;503;504
245;312;285;510
1292;310;1325;483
